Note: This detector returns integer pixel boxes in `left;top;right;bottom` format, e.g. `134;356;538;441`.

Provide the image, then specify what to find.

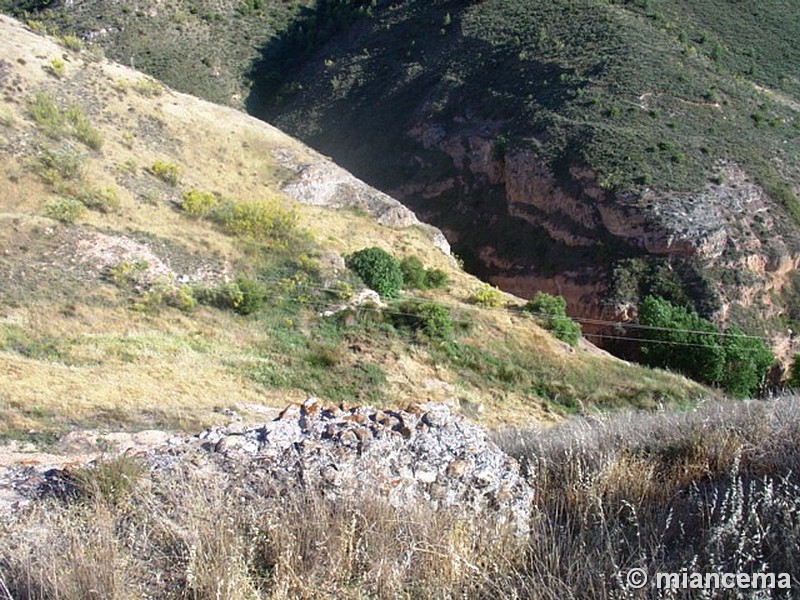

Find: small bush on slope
523;292;581;347
400;255;448;289
346;246;404;299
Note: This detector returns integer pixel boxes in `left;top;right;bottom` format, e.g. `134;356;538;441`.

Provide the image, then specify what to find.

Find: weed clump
180;189;300;247
213;198;297;244
400;256;448;289
27;93;102;150
471;283;504;308
131;77;164;97
150;160;180;186
70;455;143;506
181;189;219;218
35;144;85;184
195;277;266;315
58;34;84;52
45;197;84;223
45;57;65;78
391;300;453;341
79;186;120;214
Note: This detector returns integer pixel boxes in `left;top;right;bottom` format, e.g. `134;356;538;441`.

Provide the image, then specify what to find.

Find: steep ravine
387;121;800;354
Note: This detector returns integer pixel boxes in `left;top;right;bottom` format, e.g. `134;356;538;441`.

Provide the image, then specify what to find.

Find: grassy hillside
0;0;317;107
252;0;800;202
12;0;798;200
0;15;706;443
7;1;800;342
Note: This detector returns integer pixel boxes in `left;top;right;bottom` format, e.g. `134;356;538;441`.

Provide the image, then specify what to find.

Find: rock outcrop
273;148;452;256
178;399;532;536
398;122;800;350
1;401;533;536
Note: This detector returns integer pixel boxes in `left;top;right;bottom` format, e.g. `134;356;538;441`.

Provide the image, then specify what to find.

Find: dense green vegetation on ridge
0;0;318;106
252;0;799;201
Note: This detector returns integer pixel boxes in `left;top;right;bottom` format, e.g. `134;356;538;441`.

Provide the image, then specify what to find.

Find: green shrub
35;145;85;184
391;300;453;341
107;259;149;287
25;19;48;34
59;34;84;52
346;247;404;299
399;256;449;290
424;268;448;289
46;57;65;78
150;160;180;186
196;277;265;315
233;277;266;315
181;189;219;218
524;292;582;346
306;342;342;367
330;280;354;300
130;77;164;97
27;94;102;149
181;191;299;243
211;198;298;245
400;256;426;288
67;107;102;150
547;316;582;347
472;283;504;308
80;186;121;214
166;284;197;312
132;280;197;313
196;281;242;310
45;197;84;223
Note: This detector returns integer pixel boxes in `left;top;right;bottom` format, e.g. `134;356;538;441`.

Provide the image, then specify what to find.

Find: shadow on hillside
245;0;583;134
245;0;375;119
243;0;626;279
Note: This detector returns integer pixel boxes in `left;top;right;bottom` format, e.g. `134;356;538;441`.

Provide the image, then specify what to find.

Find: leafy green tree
720;325;773;398
524;292;581;346
637;296;773;397
638;295;725;384
346;247;404;299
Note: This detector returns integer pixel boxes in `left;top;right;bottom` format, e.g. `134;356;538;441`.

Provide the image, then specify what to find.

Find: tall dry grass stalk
2;396;800;598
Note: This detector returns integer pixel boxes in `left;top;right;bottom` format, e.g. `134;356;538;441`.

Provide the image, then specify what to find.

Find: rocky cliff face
393;121;800;350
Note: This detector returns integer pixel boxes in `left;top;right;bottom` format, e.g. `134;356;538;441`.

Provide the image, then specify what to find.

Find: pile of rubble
3;400;533;535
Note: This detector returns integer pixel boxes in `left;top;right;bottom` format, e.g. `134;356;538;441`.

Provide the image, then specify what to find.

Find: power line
583;332;732;350
250;275;776;344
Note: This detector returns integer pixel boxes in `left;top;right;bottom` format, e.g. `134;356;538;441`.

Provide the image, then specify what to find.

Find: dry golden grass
3;397;800;599
0;462;526;600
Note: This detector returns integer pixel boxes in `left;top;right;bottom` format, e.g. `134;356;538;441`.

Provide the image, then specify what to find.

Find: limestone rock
170;401;531;536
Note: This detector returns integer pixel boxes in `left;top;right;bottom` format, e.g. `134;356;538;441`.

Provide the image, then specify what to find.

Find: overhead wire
242;273;778;346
